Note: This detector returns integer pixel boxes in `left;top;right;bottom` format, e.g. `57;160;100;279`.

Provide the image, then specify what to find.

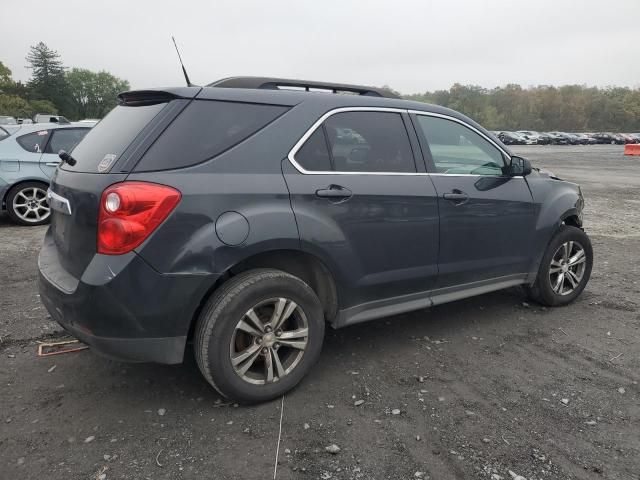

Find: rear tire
194;269;325;403
526;225;593;306
6;181;51;226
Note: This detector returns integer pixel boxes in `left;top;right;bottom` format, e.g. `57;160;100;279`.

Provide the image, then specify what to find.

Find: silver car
0;123;91;225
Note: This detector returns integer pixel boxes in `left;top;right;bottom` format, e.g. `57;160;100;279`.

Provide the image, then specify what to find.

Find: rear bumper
48;313;187;364
38;228;218;364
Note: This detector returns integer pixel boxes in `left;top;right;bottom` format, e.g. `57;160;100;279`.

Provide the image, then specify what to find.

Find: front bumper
38;229;218;364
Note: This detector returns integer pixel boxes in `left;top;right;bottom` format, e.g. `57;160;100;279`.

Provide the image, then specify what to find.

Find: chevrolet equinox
38;77;593;402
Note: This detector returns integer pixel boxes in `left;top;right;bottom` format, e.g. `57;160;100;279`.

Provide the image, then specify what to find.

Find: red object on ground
624;144;640;155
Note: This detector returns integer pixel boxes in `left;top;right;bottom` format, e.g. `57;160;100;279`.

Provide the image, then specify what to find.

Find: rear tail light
97;182;181;255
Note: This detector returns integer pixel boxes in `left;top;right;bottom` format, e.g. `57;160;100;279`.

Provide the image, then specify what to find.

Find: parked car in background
545;132;570;145
517;131;549;145
496;131;525;145
0;116;18;125
513;132;536;145
73;119;99;127
38;77;593;402
591;132;623;144
619;133;638;144
0;123;91;225
574;133;598;145
516;130;551;145
564;133;588;145
33;113;71;124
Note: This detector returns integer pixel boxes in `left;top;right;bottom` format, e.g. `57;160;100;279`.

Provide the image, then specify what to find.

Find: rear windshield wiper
58;150;77;166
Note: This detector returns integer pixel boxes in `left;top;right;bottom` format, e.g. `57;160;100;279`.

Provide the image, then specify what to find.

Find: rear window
62;103;166;172
134;100;289;172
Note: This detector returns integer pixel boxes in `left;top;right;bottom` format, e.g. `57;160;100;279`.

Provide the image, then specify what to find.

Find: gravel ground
0;145;638;480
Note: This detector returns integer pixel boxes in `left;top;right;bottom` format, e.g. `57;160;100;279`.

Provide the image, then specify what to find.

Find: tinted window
64;103;166;172
417;116;505;175
135;100;289;172
17;130;51;153
295;128;332;171
45;128;89;154
324;112;415;173
0;127;9;141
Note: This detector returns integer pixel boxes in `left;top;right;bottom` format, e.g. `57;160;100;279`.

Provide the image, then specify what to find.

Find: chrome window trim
287;106;514;176
288;107;422;176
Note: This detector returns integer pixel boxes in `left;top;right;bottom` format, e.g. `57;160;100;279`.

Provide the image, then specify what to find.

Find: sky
2;0;639;94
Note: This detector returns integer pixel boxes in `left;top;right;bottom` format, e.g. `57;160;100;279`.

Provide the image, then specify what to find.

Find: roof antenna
172;36;193;86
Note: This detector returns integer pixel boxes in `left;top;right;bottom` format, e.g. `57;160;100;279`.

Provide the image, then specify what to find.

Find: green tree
25;42;75;117
0;61;12;90
66;68;129;118
0;94;31;117
404;84;640;132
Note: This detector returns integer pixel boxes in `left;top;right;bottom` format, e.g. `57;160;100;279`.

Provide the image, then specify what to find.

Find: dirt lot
1;145;638;480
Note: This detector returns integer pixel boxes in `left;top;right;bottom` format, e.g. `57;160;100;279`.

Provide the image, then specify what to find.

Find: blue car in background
0;123;91;225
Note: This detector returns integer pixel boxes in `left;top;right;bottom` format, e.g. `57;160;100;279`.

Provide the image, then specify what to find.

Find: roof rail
207;76;400;99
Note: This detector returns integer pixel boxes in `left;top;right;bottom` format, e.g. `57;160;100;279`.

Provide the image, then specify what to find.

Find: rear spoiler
117;87;202;106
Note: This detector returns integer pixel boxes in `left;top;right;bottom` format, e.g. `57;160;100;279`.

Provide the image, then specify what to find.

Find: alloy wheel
549;241;586;295
229;297;309;385
12;186;50;223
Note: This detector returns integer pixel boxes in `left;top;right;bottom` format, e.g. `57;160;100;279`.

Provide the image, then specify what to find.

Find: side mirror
509;156;532;176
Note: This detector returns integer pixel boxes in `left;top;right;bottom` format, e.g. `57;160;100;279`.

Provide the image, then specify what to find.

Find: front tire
6;181;51;226
526;225;593;306
194;269;325;403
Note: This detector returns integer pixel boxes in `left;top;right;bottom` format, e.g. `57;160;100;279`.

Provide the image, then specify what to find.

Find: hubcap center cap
561;264;569;273
262;332;276;347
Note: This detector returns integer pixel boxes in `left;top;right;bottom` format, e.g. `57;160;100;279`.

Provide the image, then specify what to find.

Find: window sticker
98;154;117;172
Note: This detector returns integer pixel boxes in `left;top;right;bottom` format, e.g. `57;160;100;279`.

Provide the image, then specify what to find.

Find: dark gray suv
38;77;592;402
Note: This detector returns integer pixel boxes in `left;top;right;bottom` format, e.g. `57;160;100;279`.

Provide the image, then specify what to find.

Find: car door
411;112;535;289
40;127;89;178
283;108;440;311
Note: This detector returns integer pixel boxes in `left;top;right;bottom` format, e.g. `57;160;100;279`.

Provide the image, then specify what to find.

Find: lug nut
265;326;272;332
274;343;279;349
275;330;282;337
262;347;268;354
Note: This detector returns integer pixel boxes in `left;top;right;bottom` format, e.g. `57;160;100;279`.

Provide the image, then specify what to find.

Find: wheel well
563;215;581;229
2;179;49;208
188;250;339;339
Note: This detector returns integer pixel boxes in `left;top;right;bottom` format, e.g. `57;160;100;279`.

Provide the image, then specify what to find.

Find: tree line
2;43;639;131
404;84;640;133
0;42;129;121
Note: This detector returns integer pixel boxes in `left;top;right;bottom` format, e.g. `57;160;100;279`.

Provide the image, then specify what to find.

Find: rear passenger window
295;128;332;171
135;100;289;171
324;112;415;173
17;130;50;153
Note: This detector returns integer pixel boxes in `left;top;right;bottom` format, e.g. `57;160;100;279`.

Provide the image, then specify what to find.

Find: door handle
442;191;469;204
315;185;352;199
45;162;61;167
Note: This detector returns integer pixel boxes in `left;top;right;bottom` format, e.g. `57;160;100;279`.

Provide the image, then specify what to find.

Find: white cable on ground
273;395;285;480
